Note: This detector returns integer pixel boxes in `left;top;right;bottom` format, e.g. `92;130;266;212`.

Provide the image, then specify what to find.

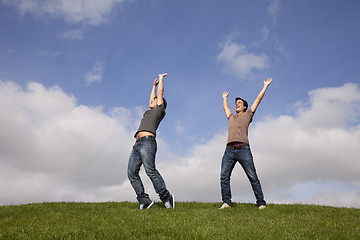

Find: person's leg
127;142;152;205
141;138;171;203
237;146;266;207
220;147;237;206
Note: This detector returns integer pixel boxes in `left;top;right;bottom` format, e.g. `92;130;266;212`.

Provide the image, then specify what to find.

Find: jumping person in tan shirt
219;78;272;209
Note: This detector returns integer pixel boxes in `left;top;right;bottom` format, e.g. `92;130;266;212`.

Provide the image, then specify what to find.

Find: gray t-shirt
134;103;166;138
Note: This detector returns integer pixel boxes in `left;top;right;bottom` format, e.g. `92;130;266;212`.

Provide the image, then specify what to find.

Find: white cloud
175;120;185;134
297;83;360;129
250;26;270;47
38;50;61;57
267;0;282;25
85;61;103;86
306;190;360;208
1;81;359;208
277;43;290;58
248;83;360;207
58;28;86;39
260;26;270;42
217;41;269;79
0;80;135;204
4;0;130;25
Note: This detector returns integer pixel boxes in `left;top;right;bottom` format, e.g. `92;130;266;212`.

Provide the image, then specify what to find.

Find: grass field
1;201;359;239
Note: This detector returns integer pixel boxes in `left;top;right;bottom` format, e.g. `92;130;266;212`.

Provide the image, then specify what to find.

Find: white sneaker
258;205;266;210
140;201;154;210
219;203;231;209
164;195;175;209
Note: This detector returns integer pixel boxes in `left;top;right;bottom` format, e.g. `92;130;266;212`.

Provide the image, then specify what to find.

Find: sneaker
218;203;231;209
258;205;266;210
164;195;175;209
140;201;154;210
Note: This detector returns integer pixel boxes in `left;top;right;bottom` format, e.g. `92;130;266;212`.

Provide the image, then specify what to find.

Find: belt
136;135;155;142
227;142;249;149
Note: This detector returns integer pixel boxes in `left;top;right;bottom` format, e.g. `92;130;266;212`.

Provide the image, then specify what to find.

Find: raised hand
158;73;168;79
264;78;272;86
222;91;229;98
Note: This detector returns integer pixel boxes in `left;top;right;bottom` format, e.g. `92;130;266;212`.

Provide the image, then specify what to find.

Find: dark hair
154;96;167;109
235;97;248;111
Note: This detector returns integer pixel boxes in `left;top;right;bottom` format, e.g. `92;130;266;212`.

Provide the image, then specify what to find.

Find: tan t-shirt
227;111;254;145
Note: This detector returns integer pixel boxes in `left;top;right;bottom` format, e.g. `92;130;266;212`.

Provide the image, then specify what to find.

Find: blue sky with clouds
1;0;360;208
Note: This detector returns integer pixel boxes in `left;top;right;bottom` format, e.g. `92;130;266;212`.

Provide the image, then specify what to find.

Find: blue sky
1;0;360;208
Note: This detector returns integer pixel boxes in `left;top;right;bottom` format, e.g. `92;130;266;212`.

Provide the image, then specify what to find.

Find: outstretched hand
153;73;167;86
158;73;168;79
264;78;272;86
222;91;229;98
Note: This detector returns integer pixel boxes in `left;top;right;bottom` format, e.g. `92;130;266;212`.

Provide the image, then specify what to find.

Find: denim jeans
127;136;171;204
220;145;266;206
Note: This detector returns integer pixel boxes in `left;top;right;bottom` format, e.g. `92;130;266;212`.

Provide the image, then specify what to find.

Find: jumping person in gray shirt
128;73;174;210
219;78;272;210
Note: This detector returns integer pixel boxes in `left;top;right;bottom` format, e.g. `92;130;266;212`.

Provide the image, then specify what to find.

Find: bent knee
220;175;230;182
145;169;158;178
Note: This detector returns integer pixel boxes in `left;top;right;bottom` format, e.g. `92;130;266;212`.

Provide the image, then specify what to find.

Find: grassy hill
1;202;359;239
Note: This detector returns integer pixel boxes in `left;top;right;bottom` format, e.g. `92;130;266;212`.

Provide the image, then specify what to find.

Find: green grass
0;202;359;239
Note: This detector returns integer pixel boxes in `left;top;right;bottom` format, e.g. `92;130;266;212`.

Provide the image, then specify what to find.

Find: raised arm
149;78;158;107
222;91;232;119
148;73;167;108
156;73;167;105
250;78;272;113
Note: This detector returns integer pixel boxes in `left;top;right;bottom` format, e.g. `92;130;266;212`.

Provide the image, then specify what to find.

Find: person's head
149;97;167;109
235;97;248;113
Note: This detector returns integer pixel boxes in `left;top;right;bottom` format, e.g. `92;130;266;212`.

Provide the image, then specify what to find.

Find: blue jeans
127;136;171;204
220;145;266;207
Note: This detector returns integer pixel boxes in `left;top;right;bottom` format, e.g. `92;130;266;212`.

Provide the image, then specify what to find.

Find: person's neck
236;110;245;114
